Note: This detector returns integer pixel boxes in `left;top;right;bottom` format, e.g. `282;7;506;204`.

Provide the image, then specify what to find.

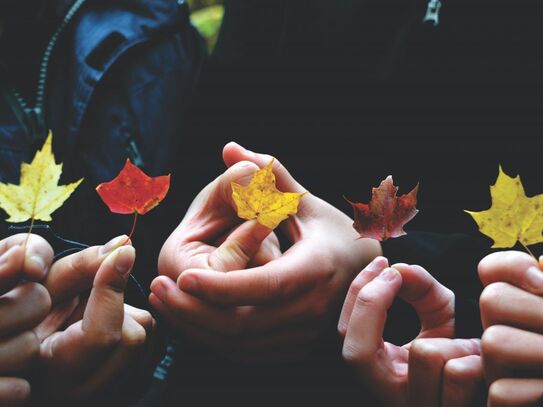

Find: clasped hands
0;233;155;405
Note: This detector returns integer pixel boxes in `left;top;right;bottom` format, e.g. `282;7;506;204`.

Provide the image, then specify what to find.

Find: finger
0;378;31;406
45;235;129;304
82;246;134;342
482;325;543;382
338;256;389;337
478;251;543;294
488;378;543;407
0;234;54;293
153;276;330;337
222;142;306;194
182;160;261;223
0;246;24;295
34;297;79;342
177;239;333;306
342;268;402;366
151;277;242;336
208;220;272;272
0;282;51;337
0;331;40;374
248;232;282;267
157;162;264;281
480;282;543;331
408;338;481;407
0;234;54;283
393;263;455;338
150;293;319;363
124;304;155;333
69;313;147;398
442;354;484;407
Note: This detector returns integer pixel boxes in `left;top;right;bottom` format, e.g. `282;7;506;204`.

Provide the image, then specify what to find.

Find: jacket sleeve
382;232;489;338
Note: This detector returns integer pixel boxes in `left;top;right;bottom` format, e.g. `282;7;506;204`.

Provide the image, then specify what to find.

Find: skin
0;233;53;406
152;142;382;362
478;251;543;407
33;235;156;401
339;257;484;407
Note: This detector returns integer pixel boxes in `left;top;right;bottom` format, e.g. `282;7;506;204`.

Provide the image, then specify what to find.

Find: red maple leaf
347;176;419;241
96;159;170;239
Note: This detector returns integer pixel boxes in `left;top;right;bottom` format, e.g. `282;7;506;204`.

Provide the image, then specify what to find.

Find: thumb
393;263;455;337
82;246;135;337
183;161;261;222
207;220;272;272
222;142;306;194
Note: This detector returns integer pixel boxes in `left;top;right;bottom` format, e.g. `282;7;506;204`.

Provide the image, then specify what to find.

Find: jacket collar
59;0;189;165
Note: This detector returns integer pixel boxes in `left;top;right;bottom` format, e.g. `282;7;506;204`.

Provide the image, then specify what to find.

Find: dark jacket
0;0;205;290
1;0;537;405
0;1;204;403
177;1;542;403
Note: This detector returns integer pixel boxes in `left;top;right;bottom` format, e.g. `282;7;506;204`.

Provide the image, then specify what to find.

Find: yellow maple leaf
466;166;543;249
231;160;306;229
0;131;83;223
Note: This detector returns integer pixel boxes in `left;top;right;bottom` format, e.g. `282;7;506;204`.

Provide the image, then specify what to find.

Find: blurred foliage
188;0;224;53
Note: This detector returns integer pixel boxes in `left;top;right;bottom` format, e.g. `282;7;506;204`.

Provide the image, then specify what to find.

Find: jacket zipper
11;0;87;143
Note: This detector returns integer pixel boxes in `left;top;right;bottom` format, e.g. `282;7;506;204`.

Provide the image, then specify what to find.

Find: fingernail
152;281;167;302
379;267;400;282
100;235;128;256
366;256;388;272
179;273;200;293
526;266;543;290
26;254;47;276
113;246;135;275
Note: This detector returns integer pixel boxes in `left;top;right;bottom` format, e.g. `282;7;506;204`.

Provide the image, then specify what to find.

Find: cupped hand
152;143;381;362
340;257;483;407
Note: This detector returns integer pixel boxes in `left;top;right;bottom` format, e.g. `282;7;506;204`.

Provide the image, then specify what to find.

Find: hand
339;257;483;407
35;236;156;400
0;233;52;406
152;142;382;362
478;251;543;406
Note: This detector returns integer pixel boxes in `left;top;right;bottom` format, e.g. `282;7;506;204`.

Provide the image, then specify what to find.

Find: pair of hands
339;257;483;407
479;251;543;406
338;250;543;407
153;142;382;362
0;233;155;405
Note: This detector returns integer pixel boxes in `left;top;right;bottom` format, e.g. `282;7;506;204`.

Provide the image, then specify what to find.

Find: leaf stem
124;212;138;245
22;217;35;252
519;241;537;260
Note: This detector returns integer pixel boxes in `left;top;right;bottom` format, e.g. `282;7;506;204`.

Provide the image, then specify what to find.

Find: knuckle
482;325;508;358
139;310;154;330
28;283;52;315
488;380;510;407
347;282;363;299
21;331;40;360
342;341;370;365
94;331;122;349
354;289;380;310
122;325;147;348
480;283;507;314
266;270;284;300
3;379;31;403
410;339;442;366
443;359;475;386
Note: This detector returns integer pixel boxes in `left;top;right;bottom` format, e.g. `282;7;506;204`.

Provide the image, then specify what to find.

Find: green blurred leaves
188;0;224;53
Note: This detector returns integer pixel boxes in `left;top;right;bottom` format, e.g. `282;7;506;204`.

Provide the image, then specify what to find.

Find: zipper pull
423;0;442;27
26;106;48;143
